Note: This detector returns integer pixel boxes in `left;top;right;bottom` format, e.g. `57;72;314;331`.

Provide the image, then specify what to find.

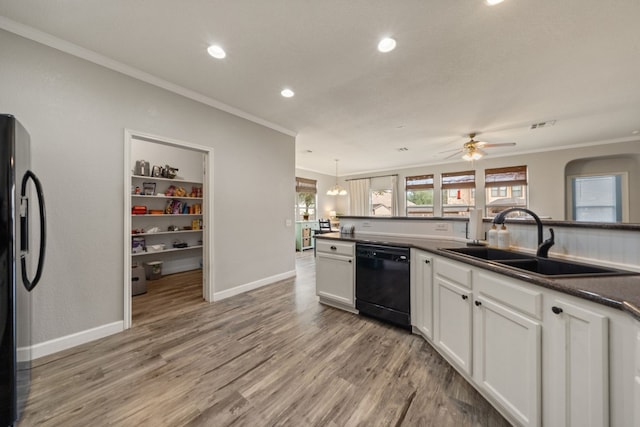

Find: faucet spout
492;207;554;258
492;207;543;246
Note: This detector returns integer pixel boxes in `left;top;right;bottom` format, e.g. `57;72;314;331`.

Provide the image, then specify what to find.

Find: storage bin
144;261;163;280
131;264;147;295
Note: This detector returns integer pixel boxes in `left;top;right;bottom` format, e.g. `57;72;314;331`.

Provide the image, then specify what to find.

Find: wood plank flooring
19;252;511;426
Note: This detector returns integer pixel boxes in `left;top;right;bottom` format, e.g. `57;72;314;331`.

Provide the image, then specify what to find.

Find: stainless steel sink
442;246;638;278
442;247;534;261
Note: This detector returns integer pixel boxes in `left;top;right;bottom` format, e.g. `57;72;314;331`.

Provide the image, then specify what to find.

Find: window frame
567;172;629;222
406;174;434;217
484;165;528;217
295;177;317;220
441;170;476;217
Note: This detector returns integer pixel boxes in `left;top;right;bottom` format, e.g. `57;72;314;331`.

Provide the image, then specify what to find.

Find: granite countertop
316;232;640;321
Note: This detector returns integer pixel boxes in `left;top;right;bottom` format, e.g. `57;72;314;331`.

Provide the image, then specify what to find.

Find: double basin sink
441;246;637;278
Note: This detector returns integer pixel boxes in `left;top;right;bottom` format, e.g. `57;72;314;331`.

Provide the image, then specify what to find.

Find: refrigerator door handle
20;170;46;292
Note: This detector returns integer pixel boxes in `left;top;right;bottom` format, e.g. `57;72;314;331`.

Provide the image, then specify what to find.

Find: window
406;174;434;216
441;170;475;217
370;189;392;216
570;174;625;222
295;177;317;220
490;187;507;197
485;166;528;217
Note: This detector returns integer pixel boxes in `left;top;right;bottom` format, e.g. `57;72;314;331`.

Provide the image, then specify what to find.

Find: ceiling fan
442;133;516;161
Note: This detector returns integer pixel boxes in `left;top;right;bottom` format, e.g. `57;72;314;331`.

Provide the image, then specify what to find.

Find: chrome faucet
492;207;555;258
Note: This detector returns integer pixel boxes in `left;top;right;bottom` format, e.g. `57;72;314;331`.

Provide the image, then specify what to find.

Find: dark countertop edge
317;232;640;321
337;216;640;231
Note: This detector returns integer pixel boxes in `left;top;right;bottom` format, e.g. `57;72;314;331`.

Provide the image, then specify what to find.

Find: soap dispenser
487;224;498;247
498;224;511;249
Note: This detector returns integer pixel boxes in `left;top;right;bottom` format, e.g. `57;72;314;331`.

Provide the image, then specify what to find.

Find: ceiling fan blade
438;147;462;154
482;142;516;148
443;150;462;159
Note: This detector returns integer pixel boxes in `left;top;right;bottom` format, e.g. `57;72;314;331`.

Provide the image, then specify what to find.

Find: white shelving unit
130;174;204;269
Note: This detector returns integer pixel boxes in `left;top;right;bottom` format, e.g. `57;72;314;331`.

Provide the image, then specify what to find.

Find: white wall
344;140;640;221
294;168;347;219
0;30;296;348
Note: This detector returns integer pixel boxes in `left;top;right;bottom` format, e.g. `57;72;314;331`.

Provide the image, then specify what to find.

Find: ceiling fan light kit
442;133;516;161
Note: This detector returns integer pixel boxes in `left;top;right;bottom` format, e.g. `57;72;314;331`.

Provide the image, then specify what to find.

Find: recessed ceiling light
486;0;505;5
281;88;295;98
377;37;397;53
207;45;226;59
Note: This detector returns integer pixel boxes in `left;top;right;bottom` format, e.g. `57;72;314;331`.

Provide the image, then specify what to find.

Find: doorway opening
124;129;214;329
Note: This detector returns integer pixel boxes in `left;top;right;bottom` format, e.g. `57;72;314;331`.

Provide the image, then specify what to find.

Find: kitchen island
316;231;640;427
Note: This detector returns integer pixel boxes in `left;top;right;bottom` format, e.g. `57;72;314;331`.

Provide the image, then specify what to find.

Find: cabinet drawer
476;271;542;320
316;240;354;256
435;258;472;289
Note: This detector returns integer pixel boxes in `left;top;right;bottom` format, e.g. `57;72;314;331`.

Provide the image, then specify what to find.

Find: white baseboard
213;270;296;301
23;321;124;360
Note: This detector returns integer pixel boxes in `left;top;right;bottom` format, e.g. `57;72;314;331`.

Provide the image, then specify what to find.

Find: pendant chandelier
326;159;347;196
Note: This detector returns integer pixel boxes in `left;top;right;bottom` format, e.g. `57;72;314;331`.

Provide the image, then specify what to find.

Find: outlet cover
435;223;450;232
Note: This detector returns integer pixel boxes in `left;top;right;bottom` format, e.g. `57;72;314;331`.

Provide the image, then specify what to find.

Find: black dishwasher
356;243;411;329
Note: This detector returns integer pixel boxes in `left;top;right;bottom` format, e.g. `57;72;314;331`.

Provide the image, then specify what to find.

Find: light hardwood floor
19;251;511;426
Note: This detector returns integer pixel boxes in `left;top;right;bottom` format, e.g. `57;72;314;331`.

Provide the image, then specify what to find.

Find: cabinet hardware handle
425;259;431;264
551;306;563;315
461;295;468;300
475;300;482;306
348;260;352;263
330;246;337;250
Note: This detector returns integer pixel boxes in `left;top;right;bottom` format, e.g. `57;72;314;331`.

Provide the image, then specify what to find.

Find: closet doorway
124;129;214;329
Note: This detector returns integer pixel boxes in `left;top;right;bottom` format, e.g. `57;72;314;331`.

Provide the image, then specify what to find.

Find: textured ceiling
1;0;639;175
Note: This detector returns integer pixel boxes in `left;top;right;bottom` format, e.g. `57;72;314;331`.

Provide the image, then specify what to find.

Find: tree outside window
406;174;434;216
295;177;317;220
297;192;316;220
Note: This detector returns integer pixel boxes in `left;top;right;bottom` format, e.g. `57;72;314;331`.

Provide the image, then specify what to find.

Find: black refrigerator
0;115;46;426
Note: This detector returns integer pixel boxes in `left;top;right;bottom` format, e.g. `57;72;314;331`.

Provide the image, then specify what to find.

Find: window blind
406;174;434;190
484;165;527;188
441;170;475;189
295;177;317;193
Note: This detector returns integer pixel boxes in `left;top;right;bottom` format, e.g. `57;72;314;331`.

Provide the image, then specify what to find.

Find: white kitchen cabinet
473;272;542;427
411;250;433;339
635;322;640;427
315;240;355;311
434;258;473;375
546;297;609;427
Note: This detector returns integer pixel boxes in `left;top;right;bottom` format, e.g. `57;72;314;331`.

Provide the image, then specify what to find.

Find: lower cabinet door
547;298;609;427
315;252;354;307
434;277;473;375
414;251;433;339
474;296;541;427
